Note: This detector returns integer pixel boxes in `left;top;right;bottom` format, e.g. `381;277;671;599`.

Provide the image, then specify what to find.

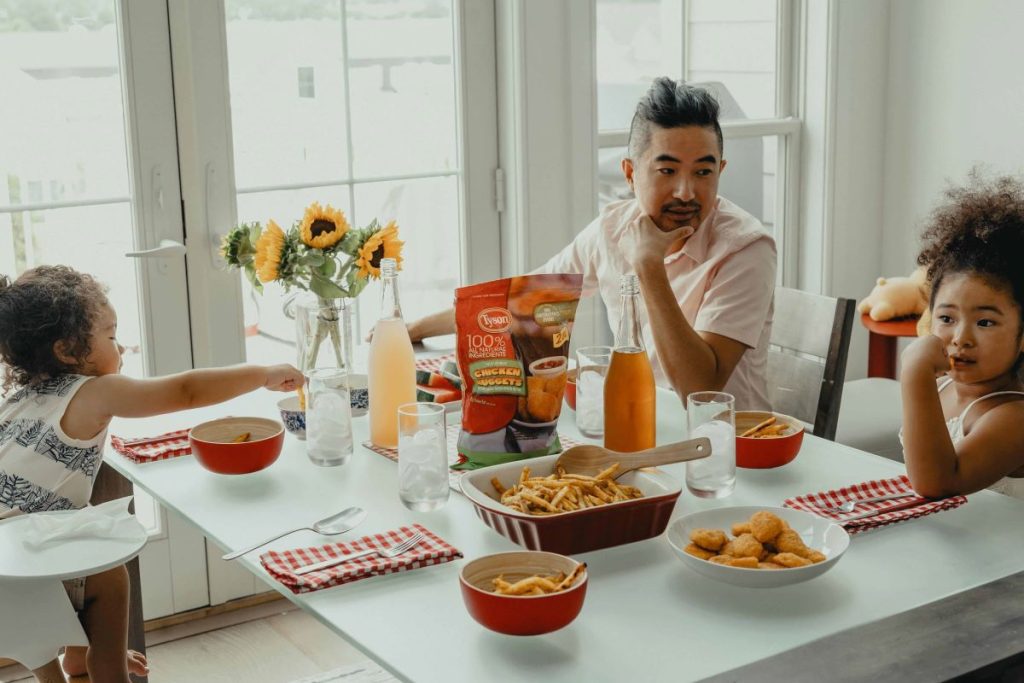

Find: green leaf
243;266;263;293
309;273;347;299
301;250;326;267
320;256;337;278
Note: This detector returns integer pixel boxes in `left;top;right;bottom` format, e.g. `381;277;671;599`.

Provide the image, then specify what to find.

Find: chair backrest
767;287;855;441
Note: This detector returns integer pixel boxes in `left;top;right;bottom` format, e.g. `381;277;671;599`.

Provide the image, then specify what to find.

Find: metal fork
294;532;425;576
813;492;915;513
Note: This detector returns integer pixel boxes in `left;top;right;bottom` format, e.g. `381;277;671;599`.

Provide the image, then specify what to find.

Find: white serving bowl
665;506;849;588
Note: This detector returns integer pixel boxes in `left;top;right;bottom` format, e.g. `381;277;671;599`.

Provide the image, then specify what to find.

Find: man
408;78;775;409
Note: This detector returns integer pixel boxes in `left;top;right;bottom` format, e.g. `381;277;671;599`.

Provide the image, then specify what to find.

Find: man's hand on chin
621;214;693;272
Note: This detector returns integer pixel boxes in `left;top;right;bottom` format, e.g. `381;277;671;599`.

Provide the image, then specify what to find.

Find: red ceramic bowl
460;551;587;635
735;411;805;469
460;454;681;555
189;417;284;475
564;368;578;411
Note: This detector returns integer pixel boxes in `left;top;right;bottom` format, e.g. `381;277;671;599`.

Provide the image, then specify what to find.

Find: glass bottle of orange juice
369;258;417;448
604;274;656;452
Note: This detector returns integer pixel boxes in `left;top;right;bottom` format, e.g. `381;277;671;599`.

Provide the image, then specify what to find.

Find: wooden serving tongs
554;437;712;479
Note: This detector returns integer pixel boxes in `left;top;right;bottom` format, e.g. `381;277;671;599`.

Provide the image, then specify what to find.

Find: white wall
881;0;1024;276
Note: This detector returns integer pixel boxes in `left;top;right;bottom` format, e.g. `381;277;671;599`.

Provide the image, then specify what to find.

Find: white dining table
102;387;1024;682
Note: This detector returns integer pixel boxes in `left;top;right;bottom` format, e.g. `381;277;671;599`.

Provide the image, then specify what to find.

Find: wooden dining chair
767;287;856;441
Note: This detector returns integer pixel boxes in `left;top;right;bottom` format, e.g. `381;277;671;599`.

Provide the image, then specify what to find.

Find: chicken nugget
720;540;736;557
775;529;811;557
758;562;784;570
690;528;727;552
750;511;785;543
805;549;827;564
544;372;568;397
761;552;777;563
708;555;732;565
730;533;764;559
683;543;716;561
526;375;546;396
773;552;812;568
727;556;759;569
526;390;559;422
731;521;752;536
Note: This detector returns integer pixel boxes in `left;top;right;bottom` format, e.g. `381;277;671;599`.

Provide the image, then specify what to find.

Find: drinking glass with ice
306;368;354;467
685;392;736;498
398;402;449;511
575;346;612;438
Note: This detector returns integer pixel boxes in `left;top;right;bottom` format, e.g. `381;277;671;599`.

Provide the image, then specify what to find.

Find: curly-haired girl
901;172;1024;500
0;265;303;683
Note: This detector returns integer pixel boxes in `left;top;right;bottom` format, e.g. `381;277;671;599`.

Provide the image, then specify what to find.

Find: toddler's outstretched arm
62;364;303;440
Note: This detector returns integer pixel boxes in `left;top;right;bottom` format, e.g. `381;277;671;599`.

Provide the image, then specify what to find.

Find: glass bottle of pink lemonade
369;258;417;448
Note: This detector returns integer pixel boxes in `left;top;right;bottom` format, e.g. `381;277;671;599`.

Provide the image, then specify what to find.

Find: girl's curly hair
918;170;1024;318
0;265;109;394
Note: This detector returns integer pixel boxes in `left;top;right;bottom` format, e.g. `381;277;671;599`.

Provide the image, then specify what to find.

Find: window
224;0;466;368
595;0;798;284
297;65;316;98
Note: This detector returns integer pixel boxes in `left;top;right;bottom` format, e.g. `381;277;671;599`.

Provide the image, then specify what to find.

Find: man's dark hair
627;77;723;160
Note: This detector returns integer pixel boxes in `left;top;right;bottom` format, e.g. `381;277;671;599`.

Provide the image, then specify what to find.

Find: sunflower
299;202;349;250
253;220;286;282
355;221;404;279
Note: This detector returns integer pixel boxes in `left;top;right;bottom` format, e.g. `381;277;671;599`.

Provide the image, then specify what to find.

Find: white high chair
0;509;146;671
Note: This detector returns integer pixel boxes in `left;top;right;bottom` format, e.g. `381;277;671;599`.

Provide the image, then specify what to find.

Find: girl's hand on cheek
902;334;949;378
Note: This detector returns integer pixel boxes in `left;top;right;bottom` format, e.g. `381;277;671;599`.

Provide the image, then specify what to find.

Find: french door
166;0;501;602
0;0;210;618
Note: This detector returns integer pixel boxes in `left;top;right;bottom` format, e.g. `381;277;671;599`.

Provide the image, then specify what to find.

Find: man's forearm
409;307;456;341
636;262;720;396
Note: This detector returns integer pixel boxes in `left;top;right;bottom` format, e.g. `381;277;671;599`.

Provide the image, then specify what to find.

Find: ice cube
412;428;443;449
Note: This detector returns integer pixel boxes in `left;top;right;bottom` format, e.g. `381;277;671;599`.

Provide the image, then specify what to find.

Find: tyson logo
478;307;512;333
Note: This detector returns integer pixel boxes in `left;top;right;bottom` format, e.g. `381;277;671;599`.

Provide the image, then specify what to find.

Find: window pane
687;0;777;120
352;176;460;340
596;0;681;131
225;1;350;189
346;0;458;178
596;0;778;130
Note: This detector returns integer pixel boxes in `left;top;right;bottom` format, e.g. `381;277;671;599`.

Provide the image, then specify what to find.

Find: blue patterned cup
348;373;369;417
277;396;306;440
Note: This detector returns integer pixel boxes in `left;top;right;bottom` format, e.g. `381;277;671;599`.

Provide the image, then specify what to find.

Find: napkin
783;474;967;534
22;496;148;550
415;354;462;404
260;524;462;594
111;428;191;463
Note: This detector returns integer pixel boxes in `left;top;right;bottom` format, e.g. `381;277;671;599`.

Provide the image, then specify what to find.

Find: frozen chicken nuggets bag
454;274;582;469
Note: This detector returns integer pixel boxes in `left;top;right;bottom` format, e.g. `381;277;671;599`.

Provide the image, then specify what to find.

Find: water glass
685;391;736;498
398;402;449;511
305;368;354;467
575;346;612;438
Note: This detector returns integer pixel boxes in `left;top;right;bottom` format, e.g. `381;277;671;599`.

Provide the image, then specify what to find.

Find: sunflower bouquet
221;201;403;299
221;201;404;372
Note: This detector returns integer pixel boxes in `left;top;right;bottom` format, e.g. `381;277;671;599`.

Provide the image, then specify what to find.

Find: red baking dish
460;453;681;555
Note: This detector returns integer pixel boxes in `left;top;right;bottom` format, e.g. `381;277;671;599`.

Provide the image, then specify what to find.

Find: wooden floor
0;604;394;683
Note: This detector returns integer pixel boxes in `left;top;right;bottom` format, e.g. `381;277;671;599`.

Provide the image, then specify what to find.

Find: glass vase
289;294;353;374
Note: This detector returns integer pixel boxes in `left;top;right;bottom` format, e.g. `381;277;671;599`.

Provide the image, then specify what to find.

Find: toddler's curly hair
0;265;109;394
918;170;1024;320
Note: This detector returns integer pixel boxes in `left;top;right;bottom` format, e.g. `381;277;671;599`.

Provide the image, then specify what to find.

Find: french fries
491;463;643;515
492;562;587;596
740;416;794;439
231;432;251;443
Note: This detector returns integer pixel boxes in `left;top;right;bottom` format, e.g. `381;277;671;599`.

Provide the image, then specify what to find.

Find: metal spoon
221;506;367;560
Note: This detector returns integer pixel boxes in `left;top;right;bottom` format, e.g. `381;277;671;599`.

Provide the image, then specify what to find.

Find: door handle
125;239;186;258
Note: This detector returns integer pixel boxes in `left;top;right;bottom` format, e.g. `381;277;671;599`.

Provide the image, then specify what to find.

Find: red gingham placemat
260;524;461;594
110;429;191;463
414;353;456;374
362;425;582;492
783;474;967;534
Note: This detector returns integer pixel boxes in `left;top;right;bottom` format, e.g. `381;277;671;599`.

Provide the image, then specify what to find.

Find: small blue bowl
277;396;306;440
349;373;369;417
